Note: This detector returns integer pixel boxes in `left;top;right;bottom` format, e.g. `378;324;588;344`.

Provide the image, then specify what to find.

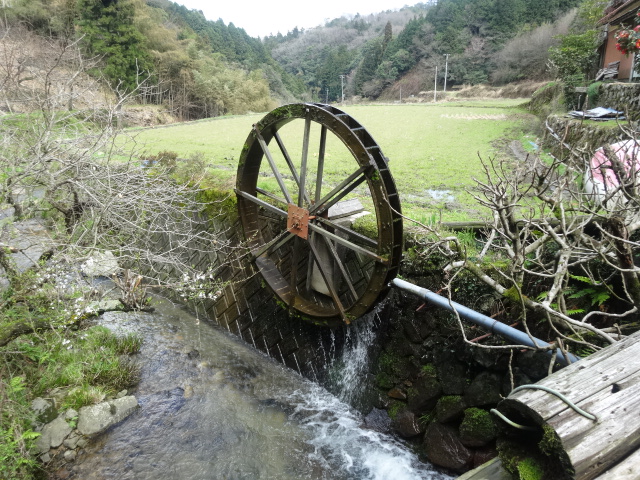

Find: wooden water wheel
235;103;402;327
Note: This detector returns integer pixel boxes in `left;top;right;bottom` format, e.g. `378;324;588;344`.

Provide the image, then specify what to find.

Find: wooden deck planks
498;331;640;480
594;447;640;480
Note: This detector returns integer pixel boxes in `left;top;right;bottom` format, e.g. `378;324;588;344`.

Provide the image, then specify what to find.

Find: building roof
599;0;640;25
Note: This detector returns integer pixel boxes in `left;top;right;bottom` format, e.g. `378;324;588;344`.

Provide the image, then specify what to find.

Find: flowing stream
69;296;452;480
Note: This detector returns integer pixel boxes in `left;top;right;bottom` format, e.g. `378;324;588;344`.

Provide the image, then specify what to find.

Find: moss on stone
376;372;395;390
438;395;460;408
516;458;544;480
378;351;403;377
387;401;404;420
421;363;437;377
459;407;496;444
435;395;465;423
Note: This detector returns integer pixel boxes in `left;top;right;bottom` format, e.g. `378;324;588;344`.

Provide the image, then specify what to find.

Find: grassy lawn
130;99;535;223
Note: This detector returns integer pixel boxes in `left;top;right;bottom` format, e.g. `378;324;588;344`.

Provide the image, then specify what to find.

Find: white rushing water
331;311;380;407
68;297;452;480
287;383;449;480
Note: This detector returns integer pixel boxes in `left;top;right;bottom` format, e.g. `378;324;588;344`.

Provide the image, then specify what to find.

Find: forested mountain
269;0;585;101
1;0;599;119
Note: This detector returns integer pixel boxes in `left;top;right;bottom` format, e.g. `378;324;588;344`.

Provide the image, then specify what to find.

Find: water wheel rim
236;103;402;326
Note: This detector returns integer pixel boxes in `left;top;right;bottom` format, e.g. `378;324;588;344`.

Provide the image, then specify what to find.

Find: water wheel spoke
304;232;316;293
320;234;358;302
256;187;288;207
253;230;294;259
254;127;293;204
309;165;370;216
274;132;310;206
315;126;327;204
314;216;378;249
289;236;302;295
308;223;388;265
235;189;287;218
298;116;311;208
307;237;346;320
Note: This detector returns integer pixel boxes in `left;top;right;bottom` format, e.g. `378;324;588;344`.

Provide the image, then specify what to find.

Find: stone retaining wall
598;82;640;119
543;114;631;157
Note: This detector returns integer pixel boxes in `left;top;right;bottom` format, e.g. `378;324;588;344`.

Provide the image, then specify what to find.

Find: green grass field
130;99;534;223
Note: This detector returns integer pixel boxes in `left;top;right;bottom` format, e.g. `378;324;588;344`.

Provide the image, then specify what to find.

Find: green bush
586;81;602;109
0;376;40;479
548;30;599;80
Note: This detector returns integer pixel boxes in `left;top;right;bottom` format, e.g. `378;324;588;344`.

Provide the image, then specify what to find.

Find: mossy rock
375;371;395;390
387;400;405;420
435;395;466;423
496;425;574;480
459;407;496;447
421;363;437;377
377;350;413;378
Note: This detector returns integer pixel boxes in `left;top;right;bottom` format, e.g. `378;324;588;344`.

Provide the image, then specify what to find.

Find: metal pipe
391;278;580;366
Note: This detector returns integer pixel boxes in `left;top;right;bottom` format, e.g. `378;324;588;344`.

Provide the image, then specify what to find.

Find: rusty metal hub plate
287;204;310;239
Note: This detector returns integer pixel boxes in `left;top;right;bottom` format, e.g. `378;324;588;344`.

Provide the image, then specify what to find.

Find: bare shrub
491;10;576;85
1;28;232;343
417;122;640;357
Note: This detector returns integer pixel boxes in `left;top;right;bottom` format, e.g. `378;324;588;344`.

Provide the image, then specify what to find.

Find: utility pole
325;87;329;103
339;74;346;103
443;54;449;93
433;66;438;103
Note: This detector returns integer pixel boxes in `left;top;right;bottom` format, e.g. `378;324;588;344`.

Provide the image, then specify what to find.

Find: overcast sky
173;1;414;38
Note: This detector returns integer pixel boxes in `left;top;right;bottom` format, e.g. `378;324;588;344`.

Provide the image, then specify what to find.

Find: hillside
0;0;304;120
269;0;585;101
1;0;601;118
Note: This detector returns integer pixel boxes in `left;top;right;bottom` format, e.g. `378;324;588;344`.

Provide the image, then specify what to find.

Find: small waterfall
331;308;382;408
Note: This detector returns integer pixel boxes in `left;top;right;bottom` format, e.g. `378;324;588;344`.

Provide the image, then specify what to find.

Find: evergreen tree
77;0;152;93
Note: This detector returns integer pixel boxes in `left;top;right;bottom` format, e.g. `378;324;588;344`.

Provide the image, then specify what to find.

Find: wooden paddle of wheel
235;103;402;327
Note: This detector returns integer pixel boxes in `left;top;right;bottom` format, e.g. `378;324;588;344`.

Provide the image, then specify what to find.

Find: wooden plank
550;369;640;479
502;331;640;423
327;199;364;219
456;458;512;480
498;331;640;480
594;448;640;480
